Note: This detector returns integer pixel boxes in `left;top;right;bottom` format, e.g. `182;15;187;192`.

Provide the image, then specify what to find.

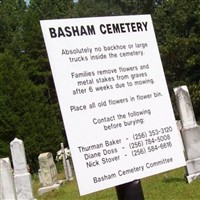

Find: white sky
25;0;78;5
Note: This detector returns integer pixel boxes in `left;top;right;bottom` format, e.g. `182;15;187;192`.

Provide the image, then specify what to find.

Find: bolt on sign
40;15;186;195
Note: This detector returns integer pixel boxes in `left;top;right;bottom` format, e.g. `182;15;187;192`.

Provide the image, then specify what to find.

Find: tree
114;0;155;15
19;0;77;169
22;0;76;102
76;0;123;17
0;0;77;171
0;52;63;171
152;0;200;119
0;0;26;55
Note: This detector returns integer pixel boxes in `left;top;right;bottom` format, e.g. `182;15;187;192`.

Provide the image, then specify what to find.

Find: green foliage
22;0;76;102
152;0;200;117
0;0;69;171
76;0;123;17
0;52;63;171
76;0;156;17
0;0;26;55
189;83;200;121
1;0;200;172
153;0;200;70
112;0;155;15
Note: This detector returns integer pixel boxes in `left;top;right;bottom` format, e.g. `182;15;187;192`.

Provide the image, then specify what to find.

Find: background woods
0;0;200;172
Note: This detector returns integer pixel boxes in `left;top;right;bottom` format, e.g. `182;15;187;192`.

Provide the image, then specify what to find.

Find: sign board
40;15;185;195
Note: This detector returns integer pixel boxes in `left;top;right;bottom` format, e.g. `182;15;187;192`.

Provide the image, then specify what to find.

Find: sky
25;0;79;5
25;0;29;5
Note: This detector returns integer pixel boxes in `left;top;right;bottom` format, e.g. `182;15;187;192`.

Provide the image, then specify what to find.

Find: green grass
33;167;200;200
33;173;117;200
142;167;200;200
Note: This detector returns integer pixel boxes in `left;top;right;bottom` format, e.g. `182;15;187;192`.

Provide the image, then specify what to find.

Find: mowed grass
33;173;117;200
142;167;200;200
33;167;200;200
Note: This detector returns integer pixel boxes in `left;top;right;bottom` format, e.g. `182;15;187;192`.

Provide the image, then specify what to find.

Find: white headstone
38;169;43;183
174;85;197;129
60;143;69;180
60;143;73;181
174;85;200;182
66;159;73;181
174;86;200;158
38;152;58;187
176;120;184;151
10;138;34;200
0;158;17;200
38;152;64;196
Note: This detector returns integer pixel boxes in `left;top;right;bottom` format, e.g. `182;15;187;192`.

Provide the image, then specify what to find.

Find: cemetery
1;75;200;199
0;84;200;199
1;1;200;200
2;94;200;200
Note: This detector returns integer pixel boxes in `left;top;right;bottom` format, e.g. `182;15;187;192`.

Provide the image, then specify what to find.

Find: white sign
40;15;185;195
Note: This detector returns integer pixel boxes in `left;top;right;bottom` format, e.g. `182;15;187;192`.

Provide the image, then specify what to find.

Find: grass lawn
33;167;200;200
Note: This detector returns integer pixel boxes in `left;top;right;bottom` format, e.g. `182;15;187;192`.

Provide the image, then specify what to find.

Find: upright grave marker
40;15;186;195
38;152;58;187
60;143;73;181
10;138;34;200
38;152;64;195
174;85;200;182
0;158;17;200
174;86;197;129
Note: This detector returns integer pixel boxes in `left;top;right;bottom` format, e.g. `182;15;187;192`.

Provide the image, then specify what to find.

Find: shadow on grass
162;176;186;183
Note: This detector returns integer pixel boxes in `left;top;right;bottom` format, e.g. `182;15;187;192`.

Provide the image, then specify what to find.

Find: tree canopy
1;0;200;171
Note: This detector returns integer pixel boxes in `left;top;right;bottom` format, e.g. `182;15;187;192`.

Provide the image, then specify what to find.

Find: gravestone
176;120;185;151
10;138;35;200
38;169;42;183
38;152;57;186
174;86;197;129
66;159;73;181
174;85;200;182
0;157;17;200
60;143;73;181
38;152;63;195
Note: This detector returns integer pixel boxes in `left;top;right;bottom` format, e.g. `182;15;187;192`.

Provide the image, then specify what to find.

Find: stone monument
174;85;200;182
0;157;17;200
10;138;35;199
60;143;73;181
38;152;63;195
